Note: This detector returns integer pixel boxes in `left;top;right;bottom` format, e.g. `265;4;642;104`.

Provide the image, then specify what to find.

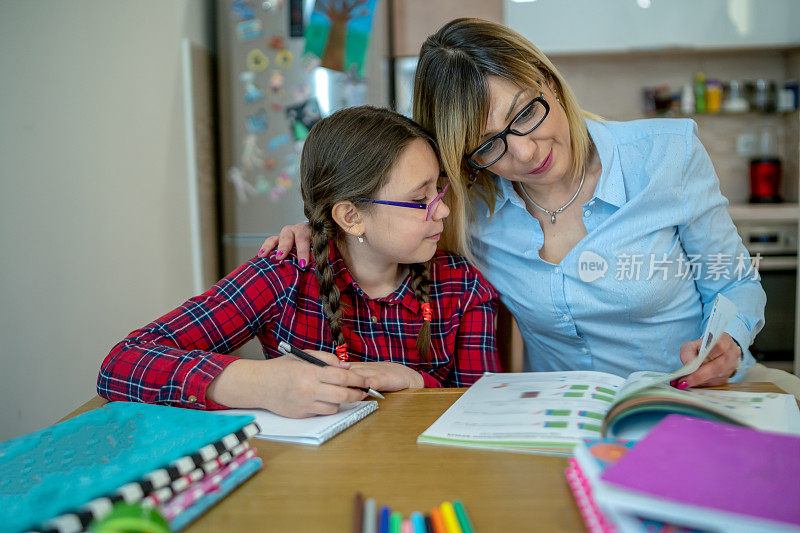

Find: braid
309;207;347;350
409;261;433;362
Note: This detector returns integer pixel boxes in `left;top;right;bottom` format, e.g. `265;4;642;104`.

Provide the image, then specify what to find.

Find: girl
97;106;500;418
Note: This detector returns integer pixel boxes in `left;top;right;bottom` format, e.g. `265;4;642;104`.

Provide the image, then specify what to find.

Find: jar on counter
751;78;777;113
723;80;749;113
706;79;722;113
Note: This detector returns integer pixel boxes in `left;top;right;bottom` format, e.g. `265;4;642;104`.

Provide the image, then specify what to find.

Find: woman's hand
257;222;312;265
207;351;368;418
347;361;425;392
675;333;741;388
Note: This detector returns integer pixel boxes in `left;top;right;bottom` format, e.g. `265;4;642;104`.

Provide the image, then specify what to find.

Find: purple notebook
599;414;800;529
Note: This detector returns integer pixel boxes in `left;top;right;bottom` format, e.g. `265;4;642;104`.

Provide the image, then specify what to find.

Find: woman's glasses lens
468;97;548;169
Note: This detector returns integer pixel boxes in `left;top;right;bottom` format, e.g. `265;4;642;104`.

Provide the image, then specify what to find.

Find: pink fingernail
299;259;306;268
669;380;678;388
276;250;283;257
677;380;689;390
258;249;264;255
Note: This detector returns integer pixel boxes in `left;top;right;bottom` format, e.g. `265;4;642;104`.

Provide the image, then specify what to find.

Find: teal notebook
0;402;255;533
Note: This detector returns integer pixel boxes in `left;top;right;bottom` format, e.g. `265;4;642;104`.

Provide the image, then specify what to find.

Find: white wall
505;0;800;54
0;0;213;441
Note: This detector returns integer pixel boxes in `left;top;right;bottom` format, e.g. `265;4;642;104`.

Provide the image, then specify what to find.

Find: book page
418;372;626;453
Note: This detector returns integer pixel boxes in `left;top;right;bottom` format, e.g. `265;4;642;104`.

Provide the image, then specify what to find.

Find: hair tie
335;343;349;362
421;302;433;322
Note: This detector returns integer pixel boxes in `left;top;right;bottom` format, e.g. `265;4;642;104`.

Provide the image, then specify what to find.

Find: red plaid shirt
98;247;500;409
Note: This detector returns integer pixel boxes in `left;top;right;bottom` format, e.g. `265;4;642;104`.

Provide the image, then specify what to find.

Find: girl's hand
257;222;312;265
675;333;741;388
347;361;425;392
207;351;368;418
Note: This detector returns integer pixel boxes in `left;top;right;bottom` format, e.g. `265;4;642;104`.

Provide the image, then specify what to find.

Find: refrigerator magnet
268;35;285;50
237;19;263;41
246;49;269;71
268;134;290;151
301;53;321;73
275;50;294;68
232;1;256;20
228;167;257;204
262;0;284;12
243;135;266;170
246;109;268;134
264;157;277;170
269;187;287;202
255;175;272;194
240;72;265;104
285;99;321;141
270;102;283;112
276;173;293;189
269;71;285;95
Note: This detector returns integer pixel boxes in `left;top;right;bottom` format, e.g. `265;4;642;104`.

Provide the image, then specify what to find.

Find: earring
357;235;364;243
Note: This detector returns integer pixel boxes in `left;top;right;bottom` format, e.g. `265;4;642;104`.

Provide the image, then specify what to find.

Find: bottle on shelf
694;71;706;113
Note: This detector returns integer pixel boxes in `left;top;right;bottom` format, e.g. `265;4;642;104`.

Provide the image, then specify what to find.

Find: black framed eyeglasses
465;93;550;169
358;180;449;221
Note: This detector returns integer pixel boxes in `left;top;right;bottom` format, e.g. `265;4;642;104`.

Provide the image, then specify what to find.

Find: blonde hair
413;18;598;258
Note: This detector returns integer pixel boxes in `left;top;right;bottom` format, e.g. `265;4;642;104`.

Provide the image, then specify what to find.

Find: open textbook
418;295;800;455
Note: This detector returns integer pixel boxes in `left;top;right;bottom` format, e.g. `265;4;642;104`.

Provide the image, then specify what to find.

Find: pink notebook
598;414;800;531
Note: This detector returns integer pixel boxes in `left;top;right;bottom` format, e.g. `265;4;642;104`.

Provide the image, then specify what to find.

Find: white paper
218;401;378;445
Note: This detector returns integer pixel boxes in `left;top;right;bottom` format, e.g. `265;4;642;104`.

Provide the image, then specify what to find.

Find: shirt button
554;267;559;274
188;395;197;403
371;316;378;324
562;315;569;322
582;348;589;354
588;201;595;206
584;210;591;217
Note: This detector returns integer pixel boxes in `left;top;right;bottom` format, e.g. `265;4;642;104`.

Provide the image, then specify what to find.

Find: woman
262;19;798;395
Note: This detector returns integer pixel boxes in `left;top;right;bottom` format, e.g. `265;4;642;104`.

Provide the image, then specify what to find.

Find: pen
278;341;385;400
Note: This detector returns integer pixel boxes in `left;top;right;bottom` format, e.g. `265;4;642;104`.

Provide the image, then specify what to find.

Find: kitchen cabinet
391;0;502;58
505;0;800;55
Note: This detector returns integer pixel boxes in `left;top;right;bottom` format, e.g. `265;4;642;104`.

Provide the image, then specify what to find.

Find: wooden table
63;382;786;532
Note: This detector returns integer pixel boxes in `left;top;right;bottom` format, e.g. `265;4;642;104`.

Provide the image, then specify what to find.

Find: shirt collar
328;244;420;313
585;118;626;209
487;118;627;213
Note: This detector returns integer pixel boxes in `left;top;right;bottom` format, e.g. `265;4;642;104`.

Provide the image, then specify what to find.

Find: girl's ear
331;201;365;238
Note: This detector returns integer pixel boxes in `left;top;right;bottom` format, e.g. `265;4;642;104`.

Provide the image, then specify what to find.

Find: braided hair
300;106;439;361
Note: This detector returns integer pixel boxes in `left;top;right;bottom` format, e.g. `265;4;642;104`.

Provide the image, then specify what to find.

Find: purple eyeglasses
358;182;449;221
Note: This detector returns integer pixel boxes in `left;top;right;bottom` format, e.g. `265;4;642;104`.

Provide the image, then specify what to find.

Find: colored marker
452;501;474;533
440;502;462;533
390;511;403;533
379;505;391;533
402;519;413;533
353;492;364;533
410;511;427;533
430;508;447;533
363;498;377;533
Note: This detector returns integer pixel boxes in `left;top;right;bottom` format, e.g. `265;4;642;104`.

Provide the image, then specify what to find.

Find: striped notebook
34;433;258;533
0;402;258;533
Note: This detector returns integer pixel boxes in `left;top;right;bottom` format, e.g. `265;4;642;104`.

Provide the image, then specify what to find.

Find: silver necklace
518;165;586;224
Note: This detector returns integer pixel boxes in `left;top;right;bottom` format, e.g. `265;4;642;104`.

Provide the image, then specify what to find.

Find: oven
734;216;797;368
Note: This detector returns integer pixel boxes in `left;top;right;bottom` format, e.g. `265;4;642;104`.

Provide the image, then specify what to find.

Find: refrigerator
217;0;389;272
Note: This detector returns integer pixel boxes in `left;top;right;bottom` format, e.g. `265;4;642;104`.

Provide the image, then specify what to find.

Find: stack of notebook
566;414;800;533
0;402;262;533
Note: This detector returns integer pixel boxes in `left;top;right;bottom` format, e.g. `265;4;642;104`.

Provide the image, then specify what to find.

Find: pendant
550;214;556;224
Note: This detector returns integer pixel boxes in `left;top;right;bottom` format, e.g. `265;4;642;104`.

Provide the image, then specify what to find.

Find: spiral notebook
0;402;257;533
219;401;379;445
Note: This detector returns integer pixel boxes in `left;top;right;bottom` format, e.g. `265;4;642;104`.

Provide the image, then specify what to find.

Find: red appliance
749;157;782;203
